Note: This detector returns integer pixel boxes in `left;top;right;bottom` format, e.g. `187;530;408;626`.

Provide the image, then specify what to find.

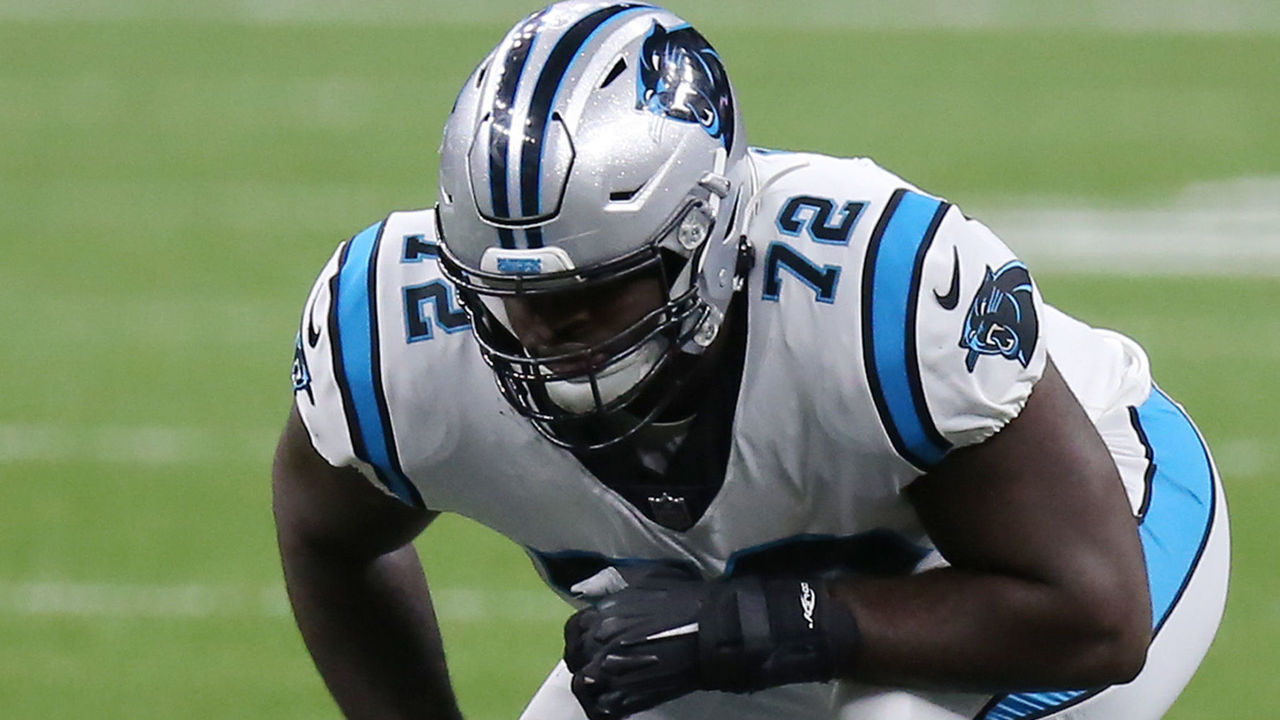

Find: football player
272;2;1230;719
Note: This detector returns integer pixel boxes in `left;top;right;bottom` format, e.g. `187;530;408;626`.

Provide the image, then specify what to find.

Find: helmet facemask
439;200;718;451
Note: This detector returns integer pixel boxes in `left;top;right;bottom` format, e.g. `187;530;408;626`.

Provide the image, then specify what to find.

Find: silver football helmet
436;1;753;450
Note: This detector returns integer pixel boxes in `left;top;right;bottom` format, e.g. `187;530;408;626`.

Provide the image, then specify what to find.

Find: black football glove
563;567;860;720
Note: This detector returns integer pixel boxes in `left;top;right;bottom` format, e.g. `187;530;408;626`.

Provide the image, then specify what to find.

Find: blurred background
1;0;1276;717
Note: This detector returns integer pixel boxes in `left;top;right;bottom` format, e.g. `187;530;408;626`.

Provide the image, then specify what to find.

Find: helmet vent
476;61;490;88
609;186;642;202
600;57;627;89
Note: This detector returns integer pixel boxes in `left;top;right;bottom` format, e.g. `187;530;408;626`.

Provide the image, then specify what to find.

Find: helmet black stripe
487;8;547;248
519;3;649;247
526;226;543;248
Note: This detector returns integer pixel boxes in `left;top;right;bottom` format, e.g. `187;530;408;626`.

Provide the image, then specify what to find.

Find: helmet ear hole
658;247;689;288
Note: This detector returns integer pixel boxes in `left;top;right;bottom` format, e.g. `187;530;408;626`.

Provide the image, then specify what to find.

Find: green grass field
1;1;1277;717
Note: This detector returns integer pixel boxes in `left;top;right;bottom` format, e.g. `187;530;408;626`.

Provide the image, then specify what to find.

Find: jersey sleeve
291;242;360;469
861;190;1046;471
916;203;1047;449
289;219;426;508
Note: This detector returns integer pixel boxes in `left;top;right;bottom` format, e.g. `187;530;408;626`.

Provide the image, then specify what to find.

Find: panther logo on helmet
637;22;736;151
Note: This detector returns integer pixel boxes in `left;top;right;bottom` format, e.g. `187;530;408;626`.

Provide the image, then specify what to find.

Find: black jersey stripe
1128;404;1157;520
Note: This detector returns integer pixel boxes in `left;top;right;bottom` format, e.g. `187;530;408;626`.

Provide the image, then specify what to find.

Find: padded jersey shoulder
291;208;477;507
739;149;1047;472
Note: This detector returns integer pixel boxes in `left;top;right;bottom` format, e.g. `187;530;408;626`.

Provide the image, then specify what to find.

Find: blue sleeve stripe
327;240;367;465
978;386;1218;720
861;189;952;469
331;220;423;507
981;691;1088;720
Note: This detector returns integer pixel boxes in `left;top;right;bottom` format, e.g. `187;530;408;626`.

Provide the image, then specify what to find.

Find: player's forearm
280;537;463;720
829;564;1150;691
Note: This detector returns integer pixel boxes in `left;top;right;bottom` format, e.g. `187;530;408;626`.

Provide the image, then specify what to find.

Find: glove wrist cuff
698;576;861;692
760;577;861;680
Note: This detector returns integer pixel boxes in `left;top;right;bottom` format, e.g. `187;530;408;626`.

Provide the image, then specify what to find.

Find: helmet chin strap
544;336;670;414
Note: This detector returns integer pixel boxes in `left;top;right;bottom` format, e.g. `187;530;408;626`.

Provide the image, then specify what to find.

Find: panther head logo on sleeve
959;260;1039;372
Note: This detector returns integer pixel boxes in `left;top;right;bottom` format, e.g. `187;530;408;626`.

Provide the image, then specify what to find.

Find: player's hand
563;568;860;720
564;565;707;719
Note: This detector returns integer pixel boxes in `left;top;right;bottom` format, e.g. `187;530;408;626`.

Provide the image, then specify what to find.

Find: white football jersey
291;149;1154;596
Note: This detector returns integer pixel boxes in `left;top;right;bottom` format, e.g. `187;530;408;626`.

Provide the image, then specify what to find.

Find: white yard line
0;421;1271;485
11;177;1279;277
1212;437;1271;481
0;423;275;465
978;177;1280;277
0;580;568;622
0;0;1278;33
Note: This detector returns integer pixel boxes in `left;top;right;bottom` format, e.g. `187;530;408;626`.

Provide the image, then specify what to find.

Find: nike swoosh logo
307;301;322;347
934;246;961;310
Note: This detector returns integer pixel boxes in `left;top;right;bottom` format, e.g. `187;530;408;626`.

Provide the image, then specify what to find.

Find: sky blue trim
981;386;1216;720
869;191;948;466
1135;386;1216;630
335;221;417;505
497;257;544;274
984;690;1086;720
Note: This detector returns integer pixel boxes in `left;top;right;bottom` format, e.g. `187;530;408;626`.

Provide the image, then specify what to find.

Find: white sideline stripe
2;424;1272;476
977;176;1280;276
0;0;1278;34
13;175;1279;277
0;581;568;622
0;423;277;465
1214;437;1270;480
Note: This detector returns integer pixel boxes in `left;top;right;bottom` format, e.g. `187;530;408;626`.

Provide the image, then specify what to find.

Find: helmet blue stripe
487;8;546;249
519;3;650;247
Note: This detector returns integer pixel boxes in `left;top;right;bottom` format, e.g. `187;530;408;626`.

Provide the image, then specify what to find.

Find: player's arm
272;403;463;720
834;358;1152;689
562;362;1150;719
